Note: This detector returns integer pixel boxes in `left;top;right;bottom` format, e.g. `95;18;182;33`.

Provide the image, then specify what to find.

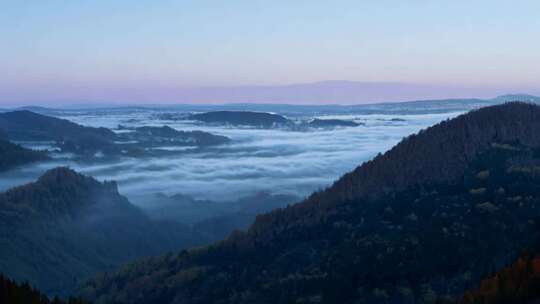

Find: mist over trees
0;167;209;297
0;139;48;172
0;110;230;157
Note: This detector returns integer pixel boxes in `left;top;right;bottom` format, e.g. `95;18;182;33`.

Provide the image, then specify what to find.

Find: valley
2;99;540;303
3;3;538;302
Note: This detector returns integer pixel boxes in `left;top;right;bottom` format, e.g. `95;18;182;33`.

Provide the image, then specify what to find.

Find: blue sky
1;1;539;105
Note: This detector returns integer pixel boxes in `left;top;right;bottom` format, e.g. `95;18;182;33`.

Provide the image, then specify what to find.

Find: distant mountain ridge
308;118;361;128
117;125;230;148
0;110;118;155
8;92;540;118
82;102;540;304
0;110;116;142
0;110;230;156
189;111;291;127
6;81;537;105
494;94;540;103
187;110;363;130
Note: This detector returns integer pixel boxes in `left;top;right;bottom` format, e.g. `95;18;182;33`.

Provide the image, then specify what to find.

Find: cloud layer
0;110;460;203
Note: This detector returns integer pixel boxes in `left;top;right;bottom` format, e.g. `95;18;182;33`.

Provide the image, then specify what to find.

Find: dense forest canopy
0;167;207;297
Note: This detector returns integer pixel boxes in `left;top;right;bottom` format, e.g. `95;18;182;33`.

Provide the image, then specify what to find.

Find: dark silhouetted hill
308;118;361;128
0;111;230;156
189;111;291;127
0;167;208;297
0;110;117;155
0;139;48;172
118;125;230;147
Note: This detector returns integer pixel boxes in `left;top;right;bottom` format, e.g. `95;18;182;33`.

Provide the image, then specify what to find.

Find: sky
1;1;540;106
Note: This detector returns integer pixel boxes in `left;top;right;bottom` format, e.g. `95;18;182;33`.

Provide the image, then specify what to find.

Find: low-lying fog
0;109;461;206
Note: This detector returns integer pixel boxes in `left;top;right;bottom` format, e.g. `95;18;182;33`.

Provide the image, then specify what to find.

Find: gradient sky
1;1;540;106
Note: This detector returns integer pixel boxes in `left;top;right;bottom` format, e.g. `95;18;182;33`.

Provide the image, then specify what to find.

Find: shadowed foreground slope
0;274;88;304
82;103;540;304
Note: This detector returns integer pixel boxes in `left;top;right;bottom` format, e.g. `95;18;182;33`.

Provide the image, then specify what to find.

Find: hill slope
0;139;48;172
82;103;540;304
0;111;230;156
0;167;208;297
0;110;118;155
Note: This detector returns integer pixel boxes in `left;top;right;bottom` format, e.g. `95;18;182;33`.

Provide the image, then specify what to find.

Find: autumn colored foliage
459;255;540;304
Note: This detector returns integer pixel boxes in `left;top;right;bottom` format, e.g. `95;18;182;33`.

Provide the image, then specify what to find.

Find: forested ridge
0;167;207;297
79;102;540;304
0;167;118;222
0;110;230;156
0;138;48;172
248;102;540;235
0;110;118;155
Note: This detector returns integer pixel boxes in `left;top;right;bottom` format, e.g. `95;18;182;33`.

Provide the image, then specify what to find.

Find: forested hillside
0;110;118;155
0;110;230;156
457;253;540;304
0;167;208;297
81;103;540;304
0;139;48;172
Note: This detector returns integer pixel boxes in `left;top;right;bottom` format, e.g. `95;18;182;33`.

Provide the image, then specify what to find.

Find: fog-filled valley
4;1;540;302
0;104;471;202
0;102;469;237
10;96;539;199
3;96;540;303
0;99;469;296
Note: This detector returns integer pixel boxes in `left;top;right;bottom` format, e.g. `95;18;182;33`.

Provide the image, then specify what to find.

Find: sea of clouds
0;109;462;204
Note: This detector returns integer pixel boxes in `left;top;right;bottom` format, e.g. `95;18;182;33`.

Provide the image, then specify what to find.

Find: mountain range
6;81;539;106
